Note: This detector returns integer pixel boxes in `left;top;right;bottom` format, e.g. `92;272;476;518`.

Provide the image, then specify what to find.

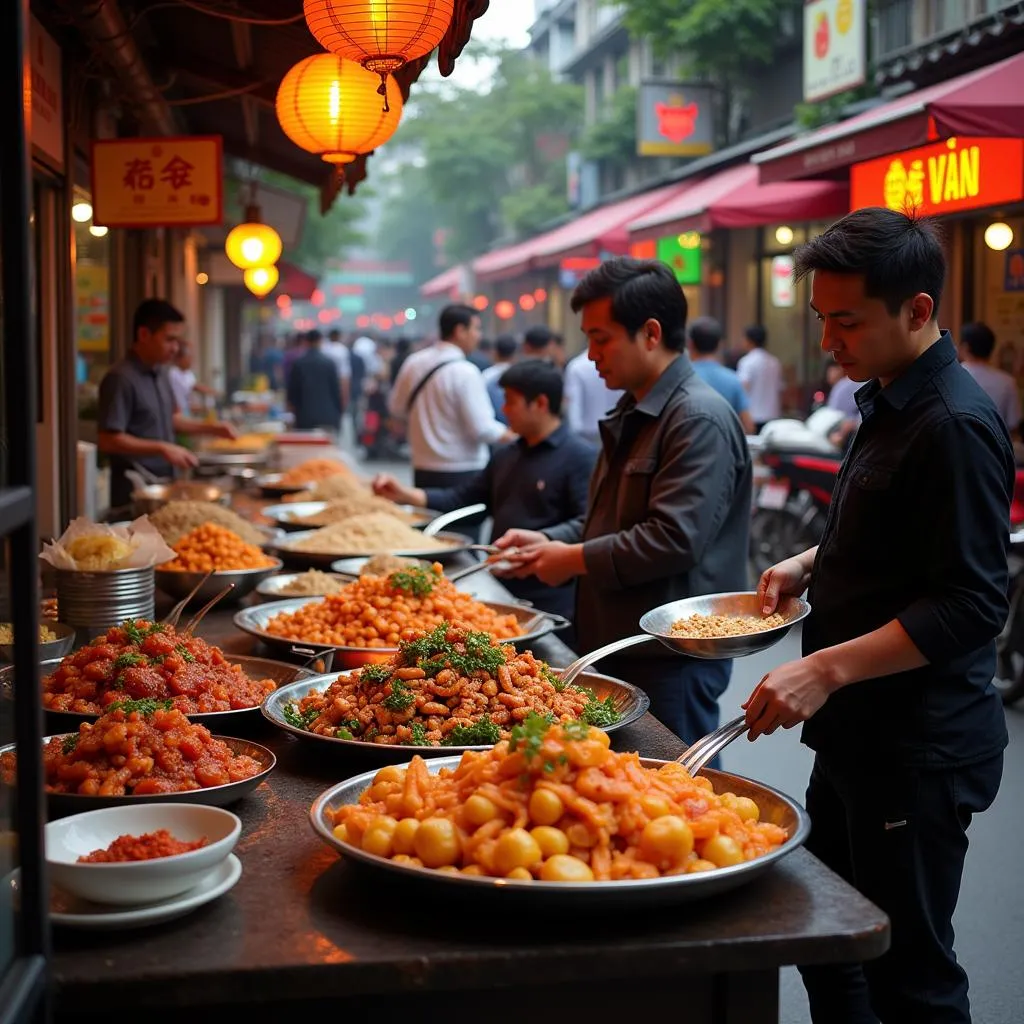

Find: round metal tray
261;501;440;534
255;473;307;497
154;561;284;604
5;654;314;732
233;596;571;670
267;530;477;570
2;736;276;818
196;448;270;468
255;572;352;599
262;669;650;758
309;757;810;906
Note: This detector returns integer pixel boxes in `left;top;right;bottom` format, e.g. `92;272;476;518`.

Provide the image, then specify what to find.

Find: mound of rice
149;501;266;546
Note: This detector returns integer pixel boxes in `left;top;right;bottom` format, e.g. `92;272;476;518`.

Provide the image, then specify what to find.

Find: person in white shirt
958;321;1021;435
168;339;215;414
389;305;515;536
736;325;784;430
352;334;381;377
562;349;624;446
321;328;352;432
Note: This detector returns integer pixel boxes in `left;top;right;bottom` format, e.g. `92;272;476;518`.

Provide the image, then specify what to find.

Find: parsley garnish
382;678;415;712
121;619;146;645
579;695;621;727
61;734;79;755
113;652;146;672
407;722;428;746
360;662;393;685
106;698;174;717
174;644;195;663
561;719;592;741
282;703;321;731
336;727;354;740
399;624;506;679
508;712;554;762
542;666;565;692
441;718;501;746
388;566;437;597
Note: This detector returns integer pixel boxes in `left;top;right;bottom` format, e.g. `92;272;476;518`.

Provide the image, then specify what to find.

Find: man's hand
160;443;200;470
499;541;585;587
210;422;238;440
372;474;424;507
758;555;812;615
493;528;549;551
742;652;834;740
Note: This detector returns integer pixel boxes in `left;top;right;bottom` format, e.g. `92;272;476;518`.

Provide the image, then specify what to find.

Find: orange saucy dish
42;619;277;715
78;829;208;862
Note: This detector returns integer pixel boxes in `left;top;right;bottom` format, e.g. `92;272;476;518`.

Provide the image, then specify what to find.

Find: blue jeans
600;655;733;767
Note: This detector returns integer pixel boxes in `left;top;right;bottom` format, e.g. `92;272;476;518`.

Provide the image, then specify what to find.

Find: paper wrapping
39;516;176;571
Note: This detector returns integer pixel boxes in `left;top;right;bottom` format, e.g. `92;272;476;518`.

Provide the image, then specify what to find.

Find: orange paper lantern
225;206;282;270
276;54;404;163
304;0;455;83
495;300;516;321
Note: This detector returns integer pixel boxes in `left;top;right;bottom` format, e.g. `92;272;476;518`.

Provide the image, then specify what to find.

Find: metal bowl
131;481;228;517
261;501;442;533
255;473;306;498
1;736;276;818
262;669;649;758
2;653;314;732
268;530;476;569
233;596;571;670
309;756;810;906
196;448;270;469
255;572;352;599
638;592;811;660
154;560;285;604
0;621;76;664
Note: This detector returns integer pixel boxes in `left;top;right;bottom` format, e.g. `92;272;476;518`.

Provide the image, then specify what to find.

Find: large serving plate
1;736;276;818
3;654;314;732
267;530;478;570
255;473;306;497
233;596;571;669
262;669;650;758
310;757;810;906
261;501;441;533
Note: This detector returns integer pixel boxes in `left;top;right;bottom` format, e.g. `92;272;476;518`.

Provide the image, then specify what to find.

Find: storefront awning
277;261;318;302
420;264;471;299
628;164;849;240
754;51;1024;184
472;184;680;283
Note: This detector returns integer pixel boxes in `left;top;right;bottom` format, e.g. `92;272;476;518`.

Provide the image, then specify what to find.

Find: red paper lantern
495;300;516;321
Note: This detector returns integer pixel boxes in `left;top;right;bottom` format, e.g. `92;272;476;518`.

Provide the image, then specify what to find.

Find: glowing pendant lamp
244;265;279;298
225;191;283;271
276;53;403;163
303;0;454;103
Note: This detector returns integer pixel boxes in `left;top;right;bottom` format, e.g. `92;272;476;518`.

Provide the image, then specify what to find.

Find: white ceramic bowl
45;803;241;906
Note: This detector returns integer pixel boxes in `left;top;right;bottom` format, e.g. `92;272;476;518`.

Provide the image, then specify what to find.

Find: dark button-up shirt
803;333;1012;767
424;424;597;619
545;355;752;657
97;352;176;505
287;349;342;431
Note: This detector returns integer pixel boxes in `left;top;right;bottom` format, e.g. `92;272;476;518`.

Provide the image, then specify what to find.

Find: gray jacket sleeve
581;415;738;590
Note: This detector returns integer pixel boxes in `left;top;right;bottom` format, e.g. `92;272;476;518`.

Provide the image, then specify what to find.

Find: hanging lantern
225;202;282;270
276;54;403;163
244;265;279;298
304;0;454;101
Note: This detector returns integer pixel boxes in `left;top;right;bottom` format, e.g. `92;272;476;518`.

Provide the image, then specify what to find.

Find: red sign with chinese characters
91;136;223;228
850;137;1024;216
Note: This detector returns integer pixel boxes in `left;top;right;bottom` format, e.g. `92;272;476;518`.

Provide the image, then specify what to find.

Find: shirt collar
128;350;161;377
521;423;569;450
435;341;466;360
634;354;694;417
856;331;957;417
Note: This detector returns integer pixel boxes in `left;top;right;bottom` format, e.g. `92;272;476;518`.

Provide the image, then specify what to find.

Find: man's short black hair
570;257;688;352
306;329;323;344
688;316;723;355
961;321;997;360
523;325;556;351
499;358;564;416
133;298;184;339
495;333;518;359
328;328;342;342
438;304;477;340
793;207;946;318
744;325;767;348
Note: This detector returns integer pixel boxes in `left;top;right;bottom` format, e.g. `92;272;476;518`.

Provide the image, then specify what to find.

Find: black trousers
798;752;1003;1024
412;468;487;543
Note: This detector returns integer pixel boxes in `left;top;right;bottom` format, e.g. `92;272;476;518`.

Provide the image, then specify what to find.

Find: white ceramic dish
45;803;241;906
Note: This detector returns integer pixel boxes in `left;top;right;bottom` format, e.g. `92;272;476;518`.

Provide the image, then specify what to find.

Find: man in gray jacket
496;257;752;747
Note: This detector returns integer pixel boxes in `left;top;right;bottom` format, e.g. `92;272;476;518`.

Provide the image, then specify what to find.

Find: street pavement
355;445;1021;1023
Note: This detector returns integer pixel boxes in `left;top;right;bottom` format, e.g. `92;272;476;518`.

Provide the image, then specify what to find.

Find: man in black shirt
372;360;595;628
286;330;342;433
744;208;1011;1024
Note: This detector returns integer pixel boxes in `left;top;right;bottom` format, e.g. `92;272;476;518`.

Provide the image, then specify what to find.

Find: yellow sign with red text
91;136;223;228
851;137;1024;216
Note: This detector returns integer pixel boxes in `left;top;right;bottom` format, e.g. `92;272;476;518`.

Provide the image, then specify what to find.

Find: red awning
420;264;470;299
628;164;849;240
472;185;680;282
755;51;1024;184
276;261;318;301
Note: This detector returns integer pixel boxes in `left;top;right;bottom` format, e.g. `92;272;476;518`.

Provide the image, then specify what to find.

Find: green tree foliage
580;85;637;168
394;47;584;263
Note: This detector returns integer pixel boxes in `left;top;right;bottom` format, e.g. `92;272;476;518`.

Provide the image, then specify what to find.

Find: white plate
48;853;242;930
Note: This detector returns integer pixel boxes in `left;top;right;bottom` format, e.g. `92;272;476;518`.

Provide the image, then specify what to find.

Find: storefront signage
75;264;110;353
559;256;601;289
91;136;223;228
850;137;1024;217
803;0;866;103
657;234;702;286
770;255;796;308
30;16;64;170
637;82;714;158
1006;250;1024;293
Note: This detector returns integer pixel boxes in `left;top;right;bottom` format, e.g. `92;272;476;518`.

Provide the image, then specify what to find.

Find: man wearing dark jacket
496;258;752;748
286;330;342;432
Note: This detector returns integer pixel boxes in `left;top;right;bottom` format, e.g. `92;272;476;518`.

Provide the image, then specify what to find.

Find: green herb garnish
382;678;415;712
61;734;79;755
508;711;553;762
360;662;393;685
543;666;565;692
579;695;621;727
399;623;506;679
121;619;146;645
282;703;321;731
174;644;195;663
106;697;174;717
113;652;147;672
441;718;502;747
561;719;593;741
407;722;428;746
388;566;437;597
336;727;354;740
364;727;380;742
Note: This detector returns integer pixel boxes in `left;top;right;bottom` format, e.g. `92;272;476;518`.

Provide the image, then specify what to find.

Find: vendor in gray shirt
496;257;752;751
98;299;236;508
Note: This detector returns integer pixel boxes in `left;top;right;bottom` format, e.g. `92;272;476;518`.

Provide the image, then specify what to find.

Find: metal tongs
159;574;235;635
675;716;749;775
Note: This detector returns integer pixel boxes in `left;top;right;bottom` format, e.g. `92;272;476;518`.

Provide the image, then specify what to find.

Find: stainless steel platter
196;448;270;468
262;669;650;758
261;501;441;533
1;736;276;818
233;596;571;669
267;529;478;569
3;654;314;732
255;472;306;497
154;560;285;604
309;757;810;906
